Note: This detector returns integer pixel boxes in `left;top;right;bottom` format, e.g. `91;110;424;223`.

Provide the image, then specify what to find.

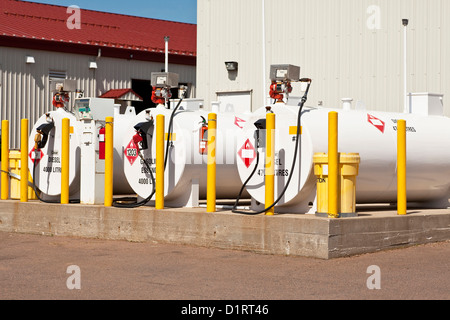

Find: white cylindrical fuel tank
122;106;250;207
237;103;450;213
28;108;81;199
28;108;135;200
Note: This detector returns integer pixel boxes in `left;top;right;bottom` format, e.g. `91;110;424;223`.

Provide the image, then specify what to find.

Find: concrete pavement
0;231;449;301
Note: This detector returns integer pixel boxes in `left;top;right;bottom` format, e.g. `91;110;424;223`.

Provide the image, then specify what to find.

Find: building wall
0;47;196;148
197;0;450;114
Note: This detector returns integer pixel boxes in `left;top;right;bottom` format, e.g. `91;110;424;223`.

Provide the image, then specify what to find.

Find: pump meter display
74;98;115;121
74;100;92;120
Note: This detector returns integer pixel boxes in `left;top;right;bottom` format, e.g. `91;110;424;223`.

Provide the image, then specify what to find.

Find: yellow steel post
156;114;165;210
265;112;275;215
104;117;114;207
397;119;407;215
207;113;217;213
20;119;29;203
328;112;339;218
61;118;70;204
1;120;9;200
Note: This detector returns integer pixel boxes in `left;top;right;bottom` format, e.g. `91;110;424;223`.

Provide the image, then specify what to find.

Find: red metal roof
100;89;143;100
0;0;196;64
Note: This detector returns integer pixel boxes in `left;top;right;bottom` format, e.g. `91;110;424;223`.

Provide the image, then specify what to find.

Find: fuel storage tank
122;105;250;207
28;101;135;201
236;103;450;214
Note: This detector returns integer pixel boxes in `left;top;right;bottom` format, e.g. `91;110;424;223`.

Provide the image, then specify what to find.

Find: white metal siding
197;0;450;115
0;47;195;148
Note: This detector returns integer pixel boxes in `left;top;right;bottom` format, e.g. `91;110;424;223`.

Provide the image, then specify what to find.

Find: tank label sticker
367;114;386;133
234;116;246;129
238;139;256;168
29;148;44;165
124;139;139;166
391;119;417;133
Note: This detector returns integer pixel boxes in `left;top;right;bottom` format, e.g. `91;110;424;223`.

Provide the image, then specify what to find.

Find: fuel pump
233;65;312;215
74;97;116;205
52;80;77;109
151;72;179;107
269;64;300;103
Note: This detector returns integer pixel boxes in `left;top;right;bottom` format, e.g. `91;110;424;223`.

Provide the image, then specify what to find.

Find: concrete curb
1;201;449;259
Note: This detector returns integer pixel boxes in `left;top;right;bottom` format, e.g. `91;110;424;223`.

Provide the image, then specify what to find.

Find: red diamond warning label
368;114;385;133
124;139;139;166
29;148;44;165
238;139;256;168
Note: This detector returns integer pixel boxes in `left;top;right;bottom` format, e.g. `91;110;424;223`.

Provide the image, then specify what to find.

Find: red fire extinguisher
199;116;208;155
99;127;106;160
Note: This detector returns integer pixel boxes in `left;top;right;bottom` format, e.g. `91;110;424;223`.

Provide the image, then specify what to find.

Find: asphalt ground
0;231;448;307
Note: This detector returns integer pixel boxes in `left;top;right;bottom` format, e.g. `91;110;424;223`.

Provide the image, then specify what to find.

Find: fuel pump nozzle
35;117;55;149
133;118;153;152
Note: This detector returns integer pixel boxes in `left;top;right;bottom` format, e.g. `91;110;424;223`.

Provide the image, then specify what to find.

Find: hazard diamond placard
29;148;44;165
367;114;386;133
238;139;256;168
124;139;139;166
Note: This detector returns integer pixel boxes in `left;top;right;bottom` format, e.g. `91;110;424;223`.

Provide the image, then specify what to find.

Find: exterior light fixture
26;56;35;64
225;61;238;72
89;61;98;69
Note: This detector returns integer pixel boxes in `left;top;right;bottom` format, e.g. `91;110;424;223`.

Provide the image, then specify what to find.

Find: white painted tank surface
236;103;450;213
28;108;81;199
28;108;135;200
122;106;250;207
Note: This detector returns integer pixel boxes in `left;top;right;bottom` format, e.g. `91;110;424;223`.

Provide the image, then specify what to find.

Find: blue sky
22;0;197;24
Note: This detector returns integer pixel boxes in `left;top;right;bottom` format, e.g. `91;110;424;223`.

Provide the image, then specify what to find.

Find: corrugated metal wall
197;0;449;114
0;47;196;148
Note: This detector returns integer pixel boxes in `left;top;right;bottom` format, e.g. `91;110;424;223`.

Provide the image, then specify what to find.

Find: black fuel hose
31;149;80;204
164;94;185;170
112;153;156;208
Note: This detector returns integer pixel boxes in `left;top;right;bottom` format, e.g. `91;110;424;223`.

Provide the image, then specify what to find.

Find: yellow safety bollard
265;112;275;215
397;119;407;215
207;113;217;213
156;114;165;210
61;118;70;204
1;120;9;200
328;112;339;218
104;117;114;207
20;119;29;202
